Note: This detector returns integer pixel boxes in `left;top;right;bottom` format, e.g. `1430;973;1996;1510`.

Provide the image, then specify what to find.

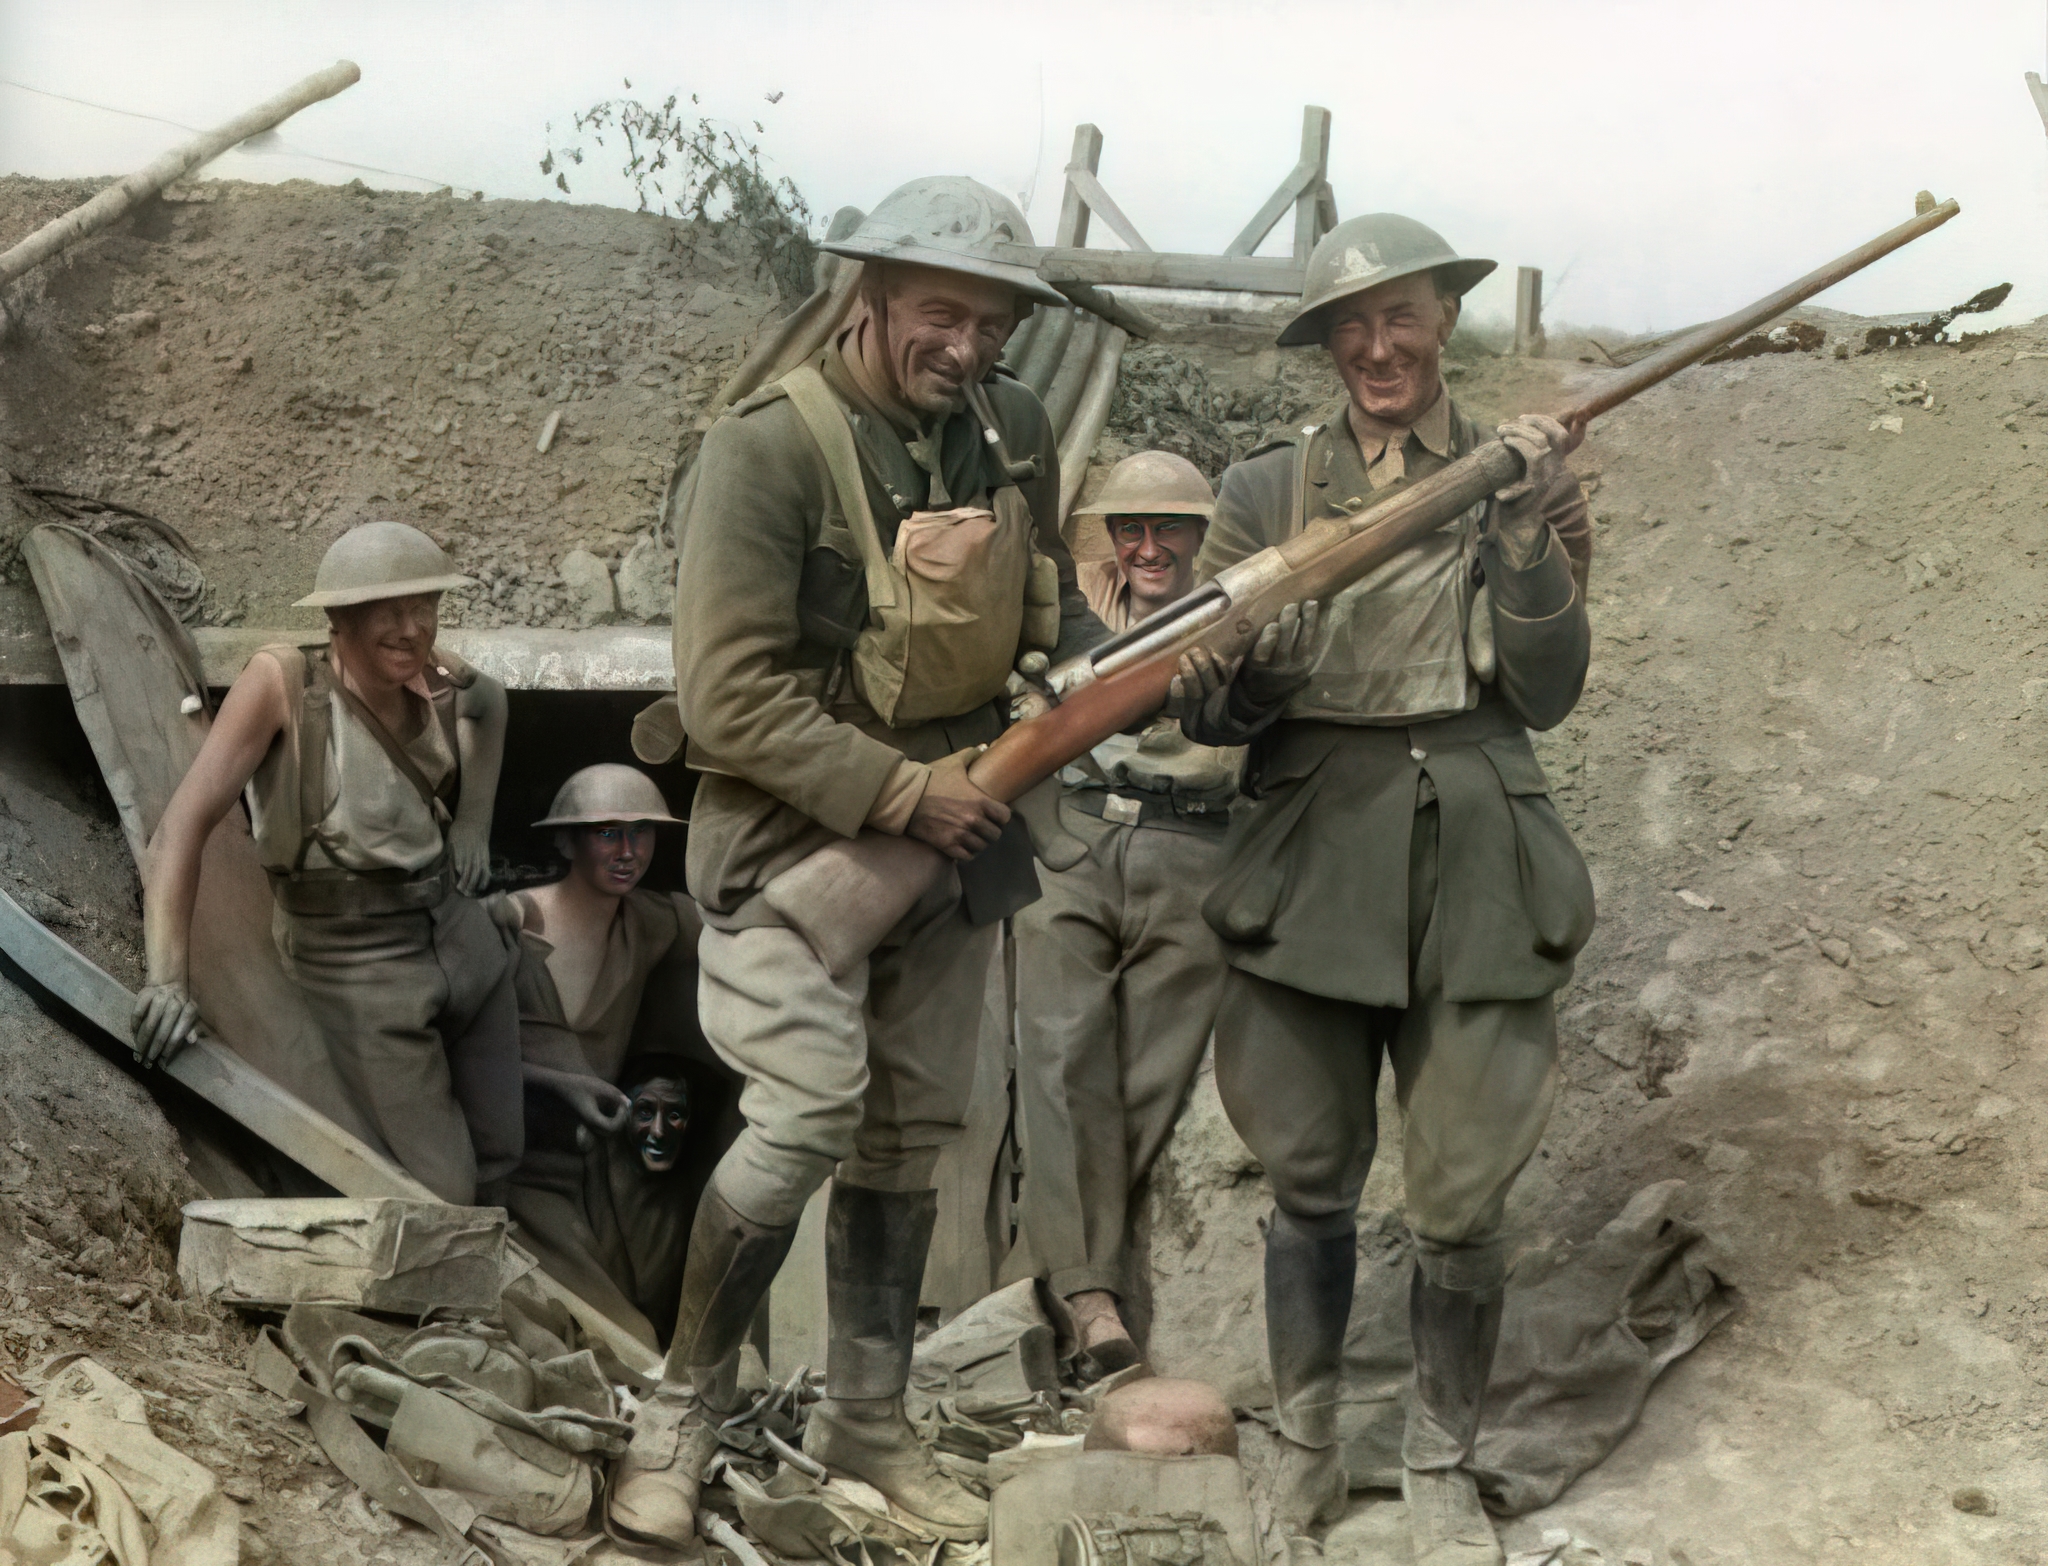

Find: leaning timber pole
762;196;1963;975
0;60;361;292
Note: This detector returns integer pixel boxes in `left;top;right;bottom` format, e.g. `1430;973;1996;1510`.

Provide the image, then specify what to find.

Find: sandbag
1337;1180;1736;1513
178;1197;508;1314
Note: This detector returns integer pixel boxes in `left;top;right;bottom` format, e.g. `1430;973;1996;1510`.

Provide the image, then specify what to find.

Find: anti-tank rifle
760;197;1962;975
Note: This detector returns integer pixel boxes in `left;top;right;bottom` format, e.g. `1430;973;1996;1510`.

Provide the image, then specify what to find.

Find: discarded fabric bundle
249;1299;629;1555
1336;1180;1736;1512
179;1197;512;1314
1;1355;241;1566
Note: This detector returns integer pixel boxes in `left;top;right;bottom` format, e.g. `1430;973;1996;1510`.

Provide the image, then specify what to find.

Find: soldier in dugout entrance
1172;213;1595;1564
134;522;521;1207
497;763;722;1352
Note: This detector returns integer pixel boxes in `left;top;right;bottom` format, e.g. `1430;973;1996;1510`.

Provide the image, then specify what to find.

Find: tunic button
1410;747;1427;762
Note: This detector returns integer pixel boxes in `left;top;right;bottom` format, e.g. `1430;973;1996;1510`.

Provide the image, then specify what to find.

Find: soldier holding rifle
607;177;1105;1547
1173;214;1594;1565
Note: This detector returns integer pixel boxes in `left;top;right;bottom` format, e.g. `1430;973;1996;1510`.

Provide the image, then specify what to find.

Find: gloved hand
1169;601;1321;747
448;819;493;896
1490;414;1573;570
132;979;200;1068
1007;651;1057;723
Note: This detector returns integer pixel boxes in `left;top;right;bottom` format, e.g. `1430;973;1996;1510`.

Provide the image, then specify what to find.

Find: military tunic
1194;391;1593;1299
670;334;1106;1229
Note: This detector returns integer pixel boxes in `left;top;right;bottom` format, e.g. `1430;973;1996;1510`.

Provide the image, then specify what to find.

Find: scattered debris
1704;320;1826;364
1861;283;2012;351
1675;888;1717;911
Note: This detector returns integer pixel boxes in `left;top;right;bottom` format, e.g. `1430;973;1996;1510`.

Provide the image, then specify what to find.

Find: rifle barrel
1560;198;1959;426
971;196;1962;803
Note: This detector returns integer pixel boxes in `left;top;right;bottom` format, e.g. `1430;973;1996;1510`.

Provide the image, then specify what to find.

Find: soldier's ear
1438;293;1461;346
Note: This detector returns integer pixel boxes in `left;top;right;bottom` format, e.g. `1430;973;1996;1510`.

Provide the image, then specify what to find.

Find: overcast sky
3;0;2045;333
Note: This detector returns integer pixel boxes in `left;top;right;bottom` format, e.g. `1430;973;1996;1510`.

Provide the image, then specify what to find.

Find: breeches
1006;812;1228;1299
1212;802;1558;1290
275;893;522;1205
696;869;996;1228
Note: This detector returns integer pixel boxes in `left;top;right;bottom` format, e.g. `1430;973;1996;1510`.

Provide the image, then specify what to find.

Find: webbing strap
780;363;896;609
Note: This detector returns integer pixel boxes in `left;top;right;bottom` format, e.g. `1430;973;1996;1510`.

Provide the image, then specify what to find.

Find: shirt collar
1344;381;1453;465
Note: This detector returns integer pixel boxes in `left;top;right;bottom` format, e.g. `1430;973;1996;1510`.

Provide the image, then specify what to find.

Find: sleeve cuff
1489;528;1578;622
863;757;932;834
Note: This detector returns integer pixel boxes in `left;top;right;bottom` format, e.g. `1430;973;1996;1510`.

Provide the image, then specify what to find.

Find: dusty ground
4;175;2047;1563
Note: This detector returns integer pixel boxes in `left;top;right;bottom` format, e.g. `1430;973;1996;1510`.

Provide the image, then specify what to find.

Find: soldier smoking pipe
763;196;1960;976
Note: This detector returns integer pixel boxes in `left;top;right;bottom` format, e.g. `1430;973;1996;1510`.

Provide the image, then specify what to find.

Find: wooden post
1515;266;1545;357
0;61;361;291
1056;124;1104;249
1291;106;1334;262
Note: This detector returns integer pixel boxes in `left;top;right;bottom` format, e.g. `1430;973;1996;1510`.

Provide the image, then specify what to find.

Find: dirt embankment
5;174;2048;1562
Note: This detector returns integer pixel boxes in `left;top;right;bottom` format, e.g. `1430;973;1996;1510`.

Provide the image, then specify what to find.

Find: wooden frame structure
1003;106;1339;295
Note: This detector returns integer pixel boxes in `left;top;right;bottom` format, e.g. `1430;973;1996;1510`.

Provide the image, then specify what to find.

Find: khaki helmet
533;763;685;828
818;176;1067;307
1277;214;1497;348
1072;451;1216;520
295;521;476;608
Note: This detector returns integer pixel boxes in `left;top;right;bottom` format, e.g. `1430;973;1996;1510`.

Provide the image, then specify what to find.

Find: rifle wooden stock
762;197;1961;974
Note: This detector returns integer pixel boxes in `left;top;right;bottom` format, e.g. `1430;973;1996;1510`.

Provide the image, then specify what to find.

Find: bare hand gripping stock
762;198;1961;975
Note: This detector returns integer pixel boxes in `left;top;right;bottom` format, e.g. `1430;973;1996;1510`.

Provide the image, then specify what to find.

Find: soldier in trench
497;762;725;1352
998;450;1243;1375
603;176;1108;1549
1172;215;1595;1565
133;521;522;1207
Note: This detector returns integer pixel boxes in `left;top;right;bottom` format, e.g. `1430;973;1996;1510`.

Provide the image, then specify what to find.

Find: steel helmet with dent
532;763;686;828
294;521;476;608
819;176;1067;307
1277;213;1497;349
1071;451;1216;519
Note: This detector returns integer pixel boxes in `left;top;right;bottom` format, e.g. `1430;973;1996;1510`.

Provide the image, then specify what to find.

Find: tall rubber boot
1401;1265;1507;1566
608;1186;799;1549
1264;1207;1357;1536
801;1183;988;1542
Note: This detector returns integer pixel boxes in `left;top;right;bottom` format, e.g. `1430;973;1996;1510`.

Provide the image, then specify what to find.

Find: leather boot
801;1183;988;1542
608;1186;798;1549
1402;1265;1506;1566
1264;1207;1356;1535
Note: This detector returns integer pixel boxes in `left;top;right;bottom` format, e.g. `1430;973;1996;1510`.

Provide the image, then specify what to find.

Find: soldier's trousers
274;893;523;1206
696;868;995;1229
1212;800;1559;1291
1003;809;1229;1300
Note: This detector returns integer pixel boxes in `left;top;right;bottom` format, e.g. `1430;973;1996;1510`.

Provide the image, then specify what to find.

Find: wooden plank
2028;72;2048;134
1515;266;1545;357
1064;169;1152;254
1055;124;1103;249
1225;106;1330;259
1024;247;1306;294
0;623;678;691
1290;107;1334;262
0;882;663;1378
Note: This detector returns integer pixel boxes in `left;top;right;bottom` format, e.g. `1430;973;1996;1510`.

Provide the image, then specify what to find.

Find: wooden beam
1515;266;1545;357
1055;124;1103;249
2028;72;2048;135
1064;168;1152;254
1020;246;1306;294
1225;105;1330;259
0;884;662;1379
1291;107;1334;262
